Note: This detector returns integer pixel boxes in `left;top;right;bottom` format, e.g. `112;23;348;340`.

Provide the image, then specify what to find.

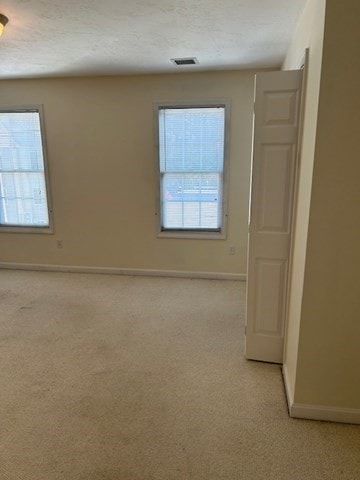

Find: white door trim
282;49;310;361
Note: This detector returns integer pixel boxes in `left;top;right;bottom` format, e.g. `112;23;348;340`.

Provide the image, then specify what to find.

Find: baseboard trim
0;262;246;281
282;366;360;424
290;403;360;425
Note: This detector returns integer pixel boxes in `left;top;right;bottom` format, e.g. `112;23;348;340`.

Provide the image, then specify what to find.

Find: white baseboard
282;366;360;424
290;403;360;425
0;262;246;281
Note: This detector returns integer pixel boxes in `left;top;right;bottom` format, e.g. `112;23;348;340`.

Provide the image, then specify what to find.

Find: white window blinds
158;106;225;231
0;110;50;227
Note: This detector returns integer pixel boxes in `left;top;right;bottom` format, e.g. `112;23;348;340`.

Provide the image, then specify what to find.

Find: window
0;107;52;232
157;104;228;237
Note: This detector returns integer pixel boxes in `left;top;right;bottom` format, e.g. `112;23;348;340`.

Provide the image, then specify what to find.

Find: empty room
0;0;359;479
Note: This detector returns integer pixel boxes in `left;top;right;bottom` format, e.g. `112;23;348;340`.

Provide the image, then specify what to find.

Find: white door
245;70;303;363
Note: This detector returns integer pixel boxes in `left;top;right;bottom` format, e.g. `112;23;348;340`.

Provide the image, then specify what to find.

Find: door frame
282;48;310;362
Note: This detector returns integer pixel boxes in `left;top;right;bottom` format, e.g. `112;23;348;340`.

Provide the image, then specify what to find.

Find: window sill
0;226;53;234
157;230;226;240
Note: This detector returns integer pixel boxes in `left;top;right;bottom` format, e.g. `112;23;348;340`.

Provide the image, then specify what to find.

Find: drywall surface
282;0;326;403
295;0;360;409
0;71;254;274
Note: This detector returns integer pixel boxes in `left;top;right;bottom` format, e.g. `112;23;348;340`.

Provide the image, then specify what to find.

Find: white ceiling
0;0;306;79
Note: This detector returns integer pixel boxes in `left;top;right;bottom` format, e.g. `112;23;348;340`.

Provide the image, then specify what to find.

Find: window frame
154;100;230;239
0;105;53;234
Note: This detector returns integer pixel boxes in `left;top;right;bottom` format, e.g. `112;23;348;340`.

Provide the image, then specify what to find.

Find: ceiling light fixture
0;13;9;37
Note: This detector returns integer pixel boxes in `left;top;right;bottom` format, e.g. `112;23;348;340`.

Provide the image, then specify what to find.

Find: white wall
284;0;360;416
295;0;360;409
0;71;255;275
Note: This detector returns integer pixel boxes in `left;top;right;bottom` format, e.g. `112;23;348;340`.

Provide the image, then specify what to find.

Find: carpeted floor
0;270;359;480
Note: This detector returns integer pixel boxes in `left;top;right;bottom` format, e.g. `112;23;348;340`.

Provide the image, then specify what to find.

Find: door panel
254;259;287;335
245;70;302;363
258;144;295;232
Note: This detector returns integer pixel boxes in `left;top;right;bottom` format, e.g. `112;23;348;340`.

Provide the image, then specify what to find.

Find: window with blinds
158;105;227;233
0;108;51;230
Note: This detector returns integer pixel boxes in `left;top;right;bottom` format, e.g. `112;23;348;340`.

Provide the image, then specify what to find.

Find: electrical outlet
229;245;236;255
56;239;63;249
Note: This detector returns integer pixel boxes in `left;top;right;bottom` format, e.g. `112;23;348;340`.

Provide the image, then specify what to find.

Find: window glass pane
159;108;225;173
163;202;183;229
0;111;50;227
200;202;219;229
161;173;221;229
159;106;225;231
0;172;49;226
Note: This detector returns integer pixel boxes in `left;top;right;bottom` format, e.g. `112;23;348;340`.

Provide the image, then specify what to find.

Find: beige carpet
0;270;358;480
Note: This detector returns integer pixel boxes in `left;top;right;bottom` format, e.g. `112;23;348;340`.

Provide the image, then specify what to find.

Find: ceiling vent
171;57;198;66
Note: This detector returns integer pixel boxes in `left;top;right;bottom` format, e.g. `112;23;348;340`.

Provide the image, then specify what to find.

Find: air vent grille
171;57;198;66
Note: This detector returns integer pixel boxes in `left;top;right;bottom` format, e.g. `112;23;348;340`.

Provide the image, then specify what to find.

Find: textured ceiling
0;0;306;79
